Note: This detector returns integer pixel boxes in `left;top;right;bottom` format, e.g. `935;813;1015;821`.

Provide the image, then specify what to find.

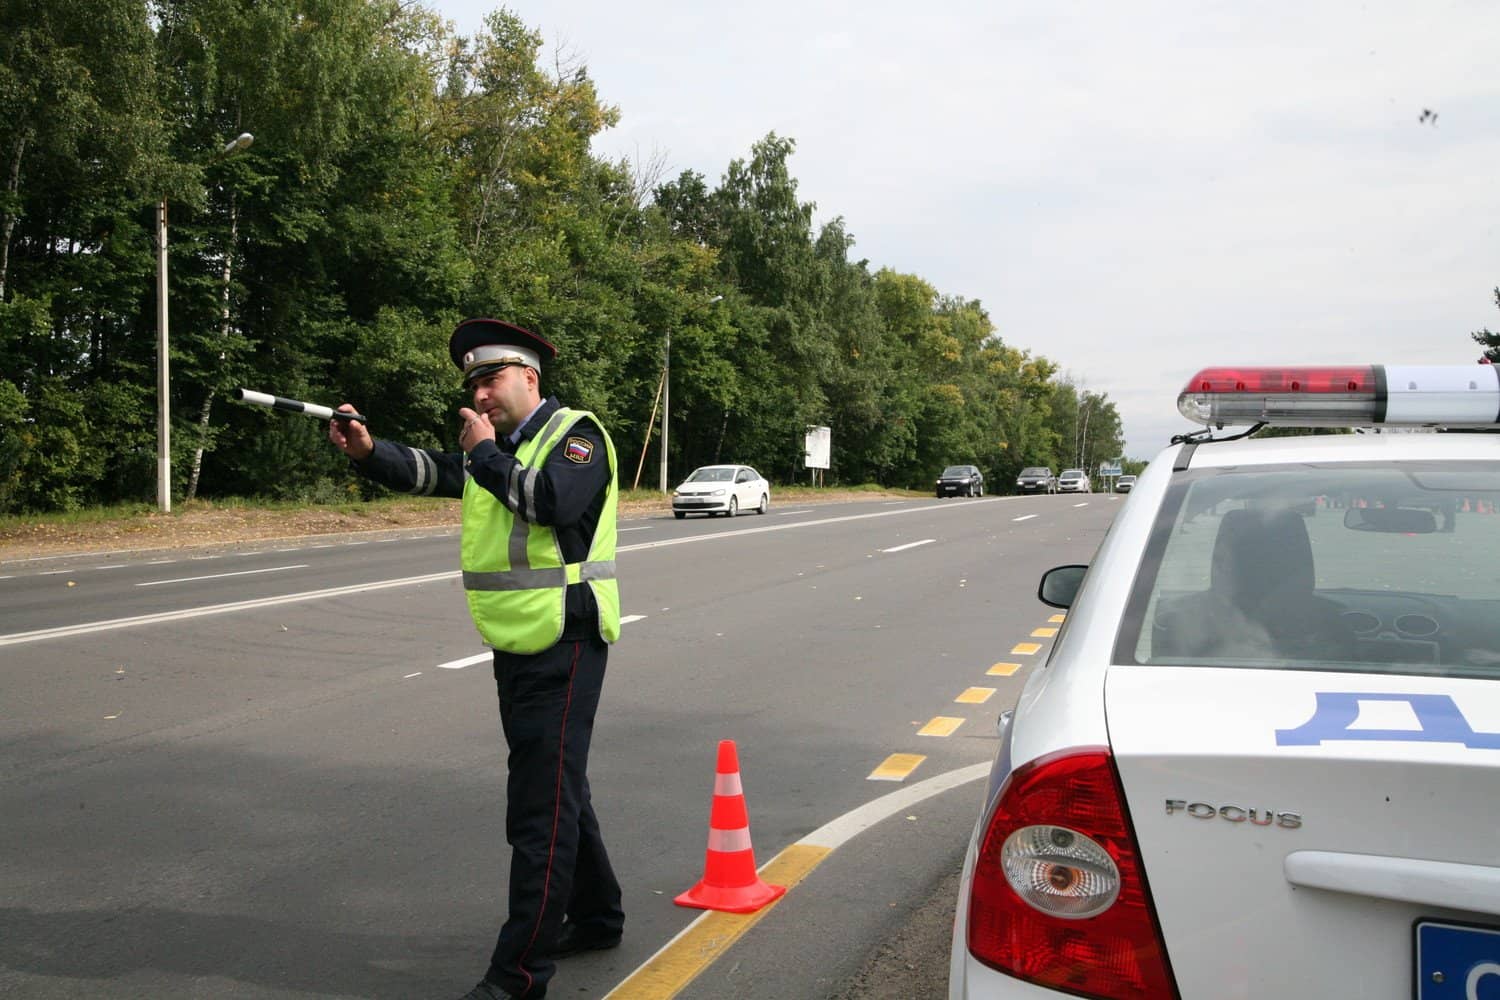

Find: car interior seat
1152;508;1352;661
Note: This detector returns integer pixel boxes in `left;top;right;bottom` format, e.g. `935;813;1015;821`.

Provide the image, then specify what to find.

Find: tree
1471;286;1500;362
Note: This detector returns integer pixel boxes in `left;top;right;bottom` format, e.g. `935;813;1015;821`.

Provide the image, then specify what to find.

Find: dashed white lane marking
403;672;423;679
1072;502;1089;508
146;559;174;565
435;616;648;671
775;509;813;516
1012;514;1038;522
619;526;651;532
189;555;221;561
91;565;128;571
136;564;310;588
40;570;68;576
438;652;490;670
880;539;934;554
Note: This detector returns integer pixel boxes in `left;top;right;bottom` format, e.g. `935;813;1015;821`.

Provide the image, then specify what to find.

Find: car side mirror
1342;506;1437;534
1038;564;1088;608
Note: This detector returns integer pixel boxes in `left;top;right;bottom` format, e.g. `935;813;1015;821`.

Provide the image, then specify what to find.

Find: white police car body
951;365;1500;1000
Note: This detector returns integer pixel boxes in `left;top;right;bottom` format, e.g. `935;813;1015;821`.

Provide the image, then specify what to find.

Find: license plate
1415;920;1500;999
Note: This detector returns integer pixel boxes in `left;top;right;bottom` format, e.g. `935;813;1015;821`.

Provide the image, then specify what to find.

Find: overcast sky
434;0;1499;460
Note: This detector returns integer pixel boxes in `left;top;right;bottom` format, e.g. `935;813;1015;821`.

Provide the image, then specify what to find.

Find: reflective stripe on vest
461;407;620;653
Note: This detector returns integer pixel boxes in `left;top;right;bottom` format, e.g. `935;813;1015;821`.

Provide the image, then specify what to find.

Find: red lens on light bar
1186;366;1377;395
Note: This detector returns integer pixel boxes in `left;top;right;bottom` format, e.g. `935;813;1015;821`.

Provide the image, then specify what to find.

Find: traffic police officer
327;319;626;1000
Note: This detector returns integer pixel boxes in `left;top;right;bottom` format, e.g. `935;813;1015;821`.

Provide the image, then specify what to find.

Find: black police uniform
354;395;624;999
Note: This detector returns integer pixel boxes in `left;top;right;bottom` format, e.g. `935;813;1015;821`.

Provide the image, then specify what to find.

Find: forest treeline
0;0;1124;513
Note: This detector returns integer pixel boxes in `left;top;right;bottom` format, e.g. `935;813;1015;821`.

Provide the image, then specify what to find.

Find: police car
950;365;1500;1000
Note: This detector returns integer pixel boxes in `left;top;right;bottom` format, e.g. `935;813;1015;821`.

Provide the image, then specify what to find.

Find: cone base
673;878;787;914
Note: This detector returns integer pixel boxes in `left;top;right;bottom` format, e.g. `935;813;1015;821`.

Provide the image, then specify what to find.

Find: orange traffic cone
675;740;787;913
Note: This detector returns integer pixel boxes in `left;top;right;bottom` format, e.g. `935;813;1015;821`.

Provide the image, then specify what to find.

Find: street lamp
156;132;253;513
659;294;723;494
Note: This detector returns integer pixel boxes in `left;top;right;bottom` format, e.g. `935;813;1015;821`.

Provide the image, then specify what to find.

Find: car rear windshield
1115;460;1500;680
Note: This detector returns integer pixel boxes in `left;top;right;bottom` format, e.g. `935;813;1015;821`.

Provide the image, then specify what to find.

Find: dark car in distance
1015;467;1057;494
936;465;985;498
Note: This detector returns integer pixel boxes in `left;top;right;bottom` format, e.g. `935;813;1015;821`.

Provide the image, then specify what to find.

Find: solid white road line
800;761;990;849
136;564;309;588
1;500;1020;645
0;570;456;647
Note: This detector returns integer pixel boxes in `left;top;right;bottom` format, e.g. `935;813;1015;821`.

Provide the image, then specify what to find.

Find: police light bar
1177;365;1500;428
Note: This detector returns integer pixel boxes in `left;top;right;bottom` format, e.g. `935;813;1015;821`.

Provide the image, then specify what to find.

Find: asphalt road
0;493;1120;999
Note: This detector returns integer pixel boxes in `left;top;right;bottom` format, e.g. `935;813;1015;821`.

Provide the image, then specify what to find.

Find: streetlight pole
155;132;253;513
659;294;722;494
155;196;171;513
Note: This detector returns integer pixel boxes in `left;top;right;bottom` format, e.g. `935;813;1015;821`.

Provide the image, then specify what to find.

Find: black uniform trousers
485;635;624;998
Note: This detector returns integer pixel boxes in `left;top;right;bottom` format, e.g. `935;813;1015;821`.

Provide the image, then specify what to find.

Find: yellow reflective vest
460;407;620;654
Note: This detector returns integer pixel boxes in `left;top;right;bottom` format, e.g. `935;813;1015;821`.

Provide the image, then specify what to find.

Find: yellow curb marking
1048;613;1066;623
1030;627;1058;638
604;843;831;999
1010;642;1042;655
987;662;1021;676
918;716;965;737
955;687;996;704
867;753;926;781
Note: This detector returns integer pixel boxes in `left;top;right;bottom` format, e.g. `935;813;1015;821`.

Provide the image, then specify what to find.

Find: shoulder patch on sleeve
563;436;595;464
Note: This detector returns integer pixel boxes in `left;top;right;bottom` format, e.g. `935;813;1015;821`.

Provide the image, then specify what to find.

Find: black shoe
457;980;517;1000
547;922;623;959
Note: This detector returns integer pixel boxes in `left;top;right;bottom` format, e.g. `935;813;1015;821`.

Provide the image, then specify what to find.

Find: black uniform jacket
355;396;613;641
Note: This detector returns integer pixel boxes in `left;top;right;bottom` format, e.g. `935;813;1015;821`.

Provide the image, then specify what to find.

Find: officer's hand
458;406;496;452
328;404;374;460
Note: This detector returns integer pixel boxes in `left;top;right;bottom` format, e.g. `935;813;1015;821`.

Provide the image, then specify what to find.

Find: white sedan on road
1056;468;1091;493
671;464;770;519
951;364;1500;1000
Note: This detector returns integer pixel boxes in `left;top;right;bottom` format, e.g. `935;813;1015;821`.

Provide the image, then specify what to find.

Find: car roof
1173;430;1500;469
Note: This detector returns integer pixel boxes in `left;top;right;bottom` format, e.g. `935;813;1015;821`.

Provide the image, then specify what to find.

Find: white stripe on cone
707;827;754;853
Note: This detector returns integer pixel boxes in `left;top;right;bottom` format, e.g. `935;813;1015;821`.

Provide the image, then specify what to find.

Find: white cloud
436;0;1500;459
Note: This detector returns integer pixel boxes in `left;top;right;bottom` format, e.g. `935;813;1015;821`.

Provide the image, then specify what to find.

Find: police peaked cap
449;318;557;385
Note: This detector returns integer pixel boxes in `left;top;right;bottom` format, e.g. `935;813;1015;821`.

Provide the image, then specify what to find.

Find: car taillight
967;748;1178;999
